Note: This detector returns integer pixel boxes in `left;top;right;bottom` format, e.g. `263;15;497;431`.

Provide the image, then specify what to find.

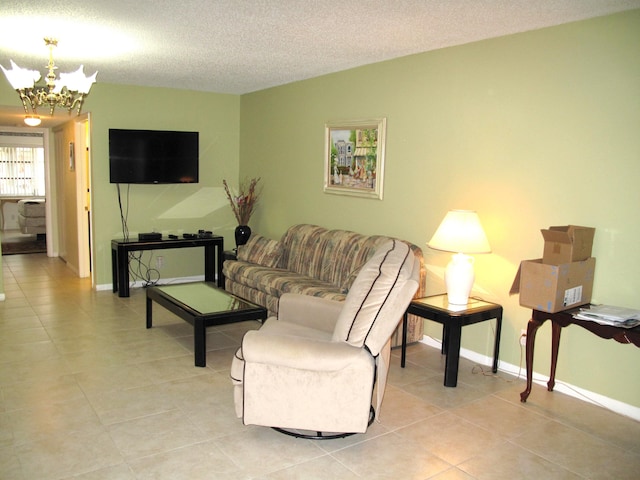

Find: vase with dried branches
223;177;261;247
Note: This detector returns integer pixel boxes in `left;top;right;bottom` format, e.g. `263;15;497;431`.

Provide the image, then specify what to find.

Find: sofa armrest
278;293;343;333
242;330;370;371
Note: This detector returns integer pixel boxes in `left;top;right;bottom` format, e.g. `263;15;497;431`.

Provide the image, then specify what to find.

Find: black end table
223;249;238;261
402;294;503;387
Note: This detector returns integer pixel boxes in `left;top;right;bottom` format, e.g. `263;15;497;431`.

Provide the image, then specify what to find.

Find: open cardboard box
510;257;596;313
541;225;595;265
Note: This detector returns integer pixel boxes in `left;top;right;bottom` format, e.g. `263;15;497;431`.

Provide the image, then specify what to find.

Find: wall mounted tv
109;129;199;184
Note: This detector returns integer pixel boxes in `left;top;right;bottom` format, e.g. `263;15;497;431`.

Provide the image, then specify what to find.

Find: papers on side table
573;305;640;328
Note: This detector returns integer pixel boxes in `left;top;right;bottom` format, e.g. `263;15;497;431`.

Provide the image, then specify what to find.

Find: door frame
74;114;93;281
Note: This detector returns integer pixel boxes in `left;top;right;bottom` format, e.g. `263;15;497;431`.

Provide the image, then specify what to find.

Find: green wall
87;84;240;286
240;11;640;409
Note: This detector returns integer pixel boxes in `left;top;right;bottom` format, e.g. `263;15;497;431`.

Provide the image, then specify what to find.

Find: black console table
111;236;224;297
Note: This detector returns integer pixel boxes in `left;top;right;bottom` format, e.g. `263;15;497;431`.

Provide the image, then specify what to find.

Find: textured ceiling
1;0;639;127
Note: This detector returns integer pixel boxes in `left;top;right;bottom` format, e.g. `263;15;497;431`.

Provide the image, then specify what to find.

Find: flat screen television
109;129;199;184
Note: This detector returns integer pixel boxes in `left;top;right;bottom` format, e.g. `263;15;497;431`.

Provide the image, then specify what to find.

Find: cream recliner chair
231;239;420;438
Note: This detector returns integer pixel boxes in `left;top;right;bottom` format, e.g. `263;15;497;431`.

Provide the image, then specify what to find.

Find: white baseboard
95;275;206;292
420;336;640;422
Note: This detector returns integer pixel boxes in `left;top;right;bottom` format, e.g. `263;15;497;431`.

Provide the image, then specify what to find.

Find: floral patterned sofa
222;224;425;344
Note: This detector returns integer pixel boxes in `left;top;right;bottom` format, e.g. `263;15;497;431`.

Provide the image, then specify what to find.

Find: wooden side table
520;306;640;402
402;294;503;387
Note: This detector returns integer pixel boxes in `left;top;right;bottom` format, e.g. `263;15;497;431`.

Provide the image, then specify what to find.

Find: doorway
0;127;50;256
75;117;92;278
52;114;93;281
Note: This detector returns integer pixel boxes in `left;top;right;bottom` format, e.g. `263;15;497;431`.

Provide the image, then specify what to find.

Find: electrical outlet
519;329;527;346
156;256;164;269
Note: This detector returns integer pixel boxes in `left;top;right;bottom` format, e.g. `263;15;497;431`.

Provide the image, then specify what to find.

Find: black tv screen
109;129;199;184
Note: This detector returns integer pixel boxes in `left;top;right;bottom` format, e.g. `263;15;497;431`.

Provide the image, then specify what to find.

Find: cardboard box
541;225;595;265
510;257;596;313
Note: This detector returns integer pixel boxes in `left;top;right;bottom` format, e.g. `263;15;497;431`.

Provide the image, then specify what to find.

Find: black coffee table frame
146;282;267;367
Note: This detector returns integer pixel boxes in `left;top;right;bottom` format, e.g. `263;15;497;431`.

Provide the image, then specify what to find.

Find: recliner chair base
271;406;375;440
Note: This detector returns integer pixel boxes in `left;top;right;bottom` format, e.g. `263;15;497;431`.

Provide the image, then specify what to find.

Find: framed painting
324;118;386;199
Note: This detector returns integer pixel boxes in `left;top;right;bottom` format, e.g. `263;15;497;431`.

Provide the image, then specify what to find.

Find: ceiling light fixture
1;37;97;121
24;115;42;127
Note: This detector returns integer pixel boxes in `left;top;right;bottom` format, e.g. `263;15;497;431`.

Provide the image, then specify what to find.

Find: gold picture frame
324;118;386;199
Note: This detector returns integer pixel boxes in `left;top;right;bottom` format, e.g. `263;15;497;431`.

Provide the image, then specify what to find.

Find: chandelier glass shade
24;115;42;127
1;38;97;120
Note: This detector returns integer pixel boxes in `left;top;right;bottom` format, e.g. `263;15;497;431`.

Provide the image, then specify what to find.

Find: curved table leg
548;321;562;391
520;316;544;402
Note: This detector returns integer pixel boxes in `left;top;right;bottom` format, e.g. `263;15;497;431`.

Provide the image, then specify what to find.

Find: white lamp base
445;253;475;305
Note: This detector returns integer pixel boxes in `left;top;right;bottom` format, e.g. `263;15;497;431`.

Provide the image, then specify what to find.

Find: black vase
235;225;252;247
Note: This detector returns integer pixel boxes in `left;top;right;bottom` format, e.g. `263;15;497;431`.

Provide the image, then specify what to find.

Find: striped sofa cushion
237;234;283;268
279;224;389;290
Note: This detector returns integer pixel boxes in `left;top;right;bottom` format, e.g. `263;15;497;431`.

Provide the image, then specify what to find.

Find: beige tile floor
1;253;639;479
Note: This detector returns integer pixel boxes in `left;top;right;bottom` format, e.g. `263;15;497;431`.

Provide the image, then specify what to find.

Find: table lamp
427;210;491;305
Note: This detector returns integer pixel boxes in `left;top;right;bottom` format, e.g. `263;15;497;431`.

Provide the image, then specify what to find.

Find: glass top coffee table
146;282;267;367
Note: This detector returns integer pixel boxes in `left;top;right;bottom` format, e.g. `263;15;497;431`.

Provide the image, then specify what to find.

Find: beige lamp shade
427;210;491;254
427;210;491;305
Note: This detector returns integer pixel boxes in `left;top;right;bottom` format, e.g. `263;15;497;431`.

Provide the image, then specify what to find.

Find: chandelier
1;37;98;125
